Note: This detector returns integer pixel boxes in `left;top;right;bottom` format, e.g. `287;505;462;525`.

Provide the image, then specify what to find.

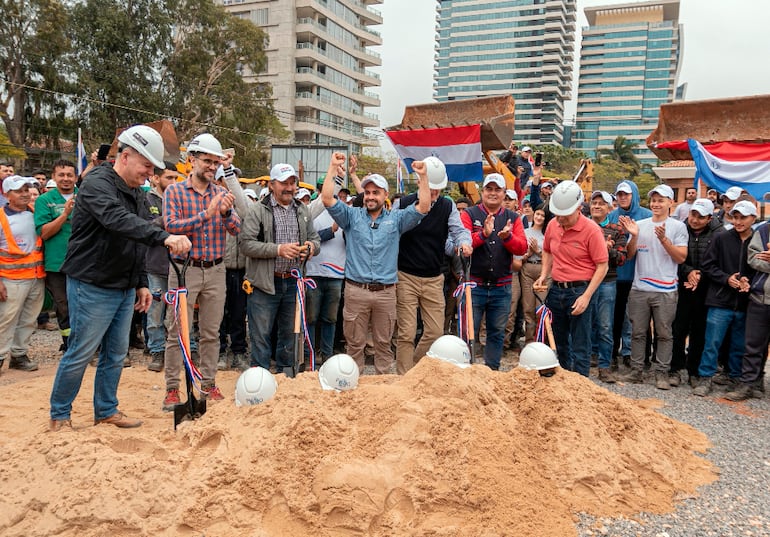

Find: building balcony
295;67;381;106
297;0;382;46
340;0;383;25
294;91;379;127
295;43;381;86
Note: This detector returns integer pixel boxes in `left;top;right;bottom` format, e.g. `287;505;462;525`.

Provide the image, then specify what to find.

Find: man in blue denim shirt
321;152;430;373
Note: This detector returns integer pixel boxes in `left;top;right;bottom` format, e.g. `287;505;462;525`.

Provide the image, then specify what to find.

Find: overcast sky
370;0;770;136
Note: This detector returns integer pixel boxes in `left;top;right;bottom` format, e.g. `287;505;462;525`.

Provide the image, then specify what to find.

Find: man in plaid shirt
161;134;241;410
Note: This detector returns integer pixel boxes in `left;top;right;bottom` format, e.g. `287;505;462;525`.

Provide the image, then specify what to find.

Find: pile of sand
0;359;715;536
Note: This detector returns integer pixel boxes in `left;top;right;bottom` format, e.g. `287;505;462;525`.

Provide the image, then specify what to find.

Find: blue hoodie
608;180;652;282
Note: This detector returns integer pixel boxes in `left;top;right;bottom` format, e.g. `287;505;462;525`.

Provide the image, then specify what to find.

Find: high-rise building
573;0;682;165
220;0;383;153
434;0;577;146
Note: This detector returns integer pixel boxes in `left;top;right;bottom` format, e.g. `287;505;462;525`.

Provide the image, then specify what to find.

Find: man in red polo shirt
534;180;608;376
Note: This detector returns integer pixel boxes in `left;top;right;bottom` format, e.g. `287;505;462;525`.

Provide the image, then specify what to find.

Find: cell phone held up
534;152;543;167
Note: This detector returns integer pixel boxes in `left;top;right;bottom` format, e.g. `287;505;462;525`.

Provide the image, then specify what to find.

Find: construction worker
162;133;241;409
394;158;471;374
321;152;430;374
34;159;77;352
0;175;45;374
49;125;192;431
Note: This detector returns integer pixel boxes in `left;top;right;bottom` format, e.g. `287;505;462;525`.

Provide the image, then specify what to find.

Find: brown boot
597;368;616;384
94;411;142;428
618;368;643;383
9;355;38;371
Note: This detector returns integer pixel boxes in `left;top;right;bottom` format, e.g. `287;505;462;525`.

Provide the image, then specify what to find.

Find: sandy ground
0;328;718;537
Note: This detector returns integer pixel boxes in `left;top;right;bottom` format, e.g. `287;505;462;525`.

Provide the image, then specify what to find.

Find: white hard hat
319;354;359;391
234;367;278;406
549;180;583;216
423;156;447;190
426;335;471;368
518;342;559;371
117;125;166;169
187;133;225;158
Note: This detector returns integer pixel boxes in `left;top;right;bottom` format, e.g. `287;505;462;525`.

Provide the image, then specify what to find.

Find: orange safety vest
0;210;45;280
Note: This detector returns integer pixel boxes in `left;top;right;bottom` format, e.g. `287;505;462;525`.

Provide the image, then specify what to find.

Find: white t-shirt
0;209;37;254
632;217;688;293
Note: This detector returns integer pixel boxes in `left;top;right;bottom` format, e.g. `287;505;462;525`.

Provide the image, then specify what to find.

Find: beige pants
395;271;445;374
519;262;549;343
0;277;44;358
164;263;226;389
343;283;396;374
504;272;523;341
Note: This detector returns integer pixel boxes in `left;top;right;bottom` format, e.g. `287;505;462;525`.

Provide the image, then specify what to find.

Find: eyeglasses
195;156;221;168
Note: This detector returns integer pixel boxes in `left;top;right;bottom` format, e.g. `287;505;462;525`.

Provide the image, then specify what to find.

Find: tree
0;0;70;148
0;127;27;160
598;136;641;177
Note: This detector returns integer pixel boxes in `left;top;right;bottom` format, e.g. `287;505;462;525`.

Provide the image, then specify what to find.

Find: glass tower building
573;0;682;165
220;0;382;153
434;0;577;146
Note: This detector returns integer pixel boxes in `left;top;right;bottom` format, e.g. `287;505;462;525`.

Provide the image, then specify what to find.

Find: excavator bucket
391;95;515;151
108;119;181;163
647;94;770;161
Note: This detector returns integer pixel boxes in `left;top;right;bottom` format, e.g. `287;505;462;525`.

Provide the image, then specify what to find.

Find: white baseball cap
615;182;633;195
690;198;714;216
730;200;757;217
722;186;744;201
482;173;506;189
270;163;298;183
360;173;389;192
2;175;35;193
295;188;311;200
648;184;675;199
504;189;518;200
520;146;532;153
591;190;613;205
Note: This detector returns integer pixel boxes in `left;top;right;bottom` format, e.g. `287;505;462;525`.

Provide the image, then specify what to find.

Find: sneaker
597;368;616;384
692;377;712;397
9;355;38;371
162;389;181;412
655;372;671;390
49;419;72;432
617;368;643;383
94;411;142;428
203;384;224;401
724;382;753;402
147;352;164;372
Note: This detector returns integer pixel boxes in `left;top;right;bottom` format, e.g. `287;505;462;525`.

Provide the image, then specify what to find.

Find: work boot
753;377;766;399
217;352;228;371
0;358;4;373
231;352;248;372
162;388;181;412
712;371;732;385
655;372;671;390
692;377;712;397
597;368;616;384
94;411;142;428
724;382;753;402
668;370;683;387
123;355;132;368
9;355;38;371
590;354;599;368
618;368;643;384
147;352;164;372
49;419;72;432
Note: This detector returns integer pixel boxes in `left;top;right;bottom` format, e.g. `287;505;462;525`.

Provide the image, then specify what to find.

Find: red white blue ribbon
291;268;317;371
452;280;476;343
535;303;552;345
164;287;205;393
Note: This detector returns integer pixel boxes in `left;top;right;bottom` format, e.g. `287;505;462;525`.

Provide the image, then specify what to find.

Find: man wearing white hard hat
693;200;756;397
239;162;320;377
0;175;45;375
617;184;687;389
321;152;430;374
533;181;608;377
162;132;241;408
461;172;528;370
49;125;192;431
393;156;471;374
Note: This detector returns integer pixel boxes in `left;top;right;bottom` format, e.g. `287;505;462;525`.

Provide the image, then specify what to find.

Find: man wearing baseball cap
618;184;687;389
693;200;757;396
717;186;745;228
0;175;45;375
239;162;320;377
321;153;430;374
670;198;723;387
462;173;528;369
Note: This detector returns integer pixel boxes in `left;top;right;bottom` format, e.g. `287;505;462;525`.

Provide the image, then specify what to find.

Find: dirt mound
0;359;715;536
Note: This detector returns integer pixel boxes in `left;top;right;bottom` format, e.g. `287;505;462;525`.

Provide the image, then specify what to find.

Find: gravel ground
9;329;770;536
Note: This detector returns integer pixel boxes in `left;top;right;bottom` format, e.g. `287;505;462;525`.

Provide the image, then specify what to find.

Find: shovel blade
173;394;207;429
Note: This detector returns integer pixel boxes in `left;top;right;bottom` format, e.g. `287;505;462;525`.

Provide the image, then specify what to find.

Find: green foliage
0;128;27;160
598;136;641;177
356;153;396;181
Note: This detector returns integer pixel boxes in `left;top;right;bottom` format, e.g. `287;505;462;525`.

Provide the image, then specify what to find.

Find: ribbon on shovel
291;268;317;371
453;280;477;342
164;287;205;393
535;303;553;346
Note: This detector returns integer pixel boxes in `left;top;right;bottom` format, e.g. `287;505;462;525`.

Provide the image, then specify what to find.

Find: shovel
459;255;476;363
168;254;207;429
535;293;556;351
288;244;313;377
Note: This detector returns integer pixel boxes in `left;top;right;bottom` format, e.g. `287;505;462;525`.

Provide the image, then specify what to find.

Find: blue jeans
698;307;746;379
591;281;616;369
546;284;593;377
145;273;167;354
49;277;135;421
305;277;343;361
247;277;297;371
471;283;511;370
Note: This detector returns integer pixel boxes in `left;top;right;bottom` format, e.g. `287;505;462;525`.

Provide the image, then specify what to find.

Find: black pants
46;271;70;332
219;268;248;354
671;286;708;376
613;280;632;358
741;300;770;384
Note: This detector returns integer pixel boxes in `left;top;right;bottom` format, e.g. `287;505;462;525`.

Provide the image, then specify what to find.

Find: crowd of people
0;130;767;432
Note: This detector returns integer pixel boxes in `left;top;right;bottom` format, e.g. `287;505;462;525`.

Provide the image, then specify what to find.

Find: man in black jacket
692;200;757;396
670;199;723;386
49;125;191;431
